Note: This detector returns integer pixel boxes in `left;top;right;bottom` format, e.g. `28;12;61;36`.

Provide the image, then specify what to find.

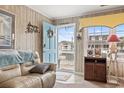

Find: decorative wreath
47;28;54;38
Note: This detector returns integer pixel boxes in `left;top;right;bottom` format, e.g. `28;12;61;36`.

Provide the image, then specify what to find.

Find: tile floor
55;71;124;88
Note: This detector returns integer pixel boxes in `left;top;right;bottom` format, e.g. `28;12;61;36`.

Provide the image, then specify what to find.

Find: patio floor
57;60;75;71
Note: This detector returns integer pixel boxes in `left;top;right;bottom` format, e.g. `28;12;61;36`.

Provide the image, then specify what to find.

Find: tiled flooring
55;71;124;88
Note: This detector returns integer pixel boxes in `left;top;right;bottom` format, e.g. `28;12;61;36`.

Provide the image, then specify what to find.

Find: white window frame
83;26;111;57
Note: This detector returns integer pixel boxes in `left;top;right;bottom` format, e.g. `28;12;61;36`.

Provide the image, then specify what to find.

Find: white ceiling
27;5;123;19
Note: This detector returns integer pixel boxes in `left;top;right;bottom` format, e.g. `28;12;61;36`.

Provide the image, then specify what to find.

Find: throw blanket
0;50;22;67
18;50;37;63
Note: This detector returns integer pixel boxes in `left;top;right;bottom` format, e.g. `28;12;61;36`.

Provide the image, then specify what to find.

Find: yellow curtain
80;13;124;28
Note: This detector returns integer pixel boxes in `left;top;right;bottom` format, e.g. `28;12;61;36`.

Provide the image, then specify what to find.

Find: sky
88;26;110;35
116;24;124;37
58;26;74;42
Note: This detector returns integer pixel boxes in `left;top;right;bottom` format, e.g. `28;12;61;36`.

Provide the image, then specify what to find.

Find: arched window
87;26;110;57
115;24;124;61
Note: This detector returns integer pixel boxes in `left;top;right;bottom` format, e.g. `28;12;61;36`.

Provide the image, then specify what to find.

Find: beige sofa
0;52;56;88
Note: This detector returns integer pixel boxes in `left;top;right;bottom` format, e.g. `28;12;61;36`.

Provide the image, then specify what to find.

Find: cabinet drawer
85;58;95;63
96;58;106;64
85;57;106;63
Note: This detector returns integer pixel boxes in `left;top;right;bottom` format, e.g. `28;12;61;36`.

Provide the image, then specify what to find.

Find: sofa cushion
27;71;56;88
20;62;36;75
0;64;21;83
29;64;50;74
0;76;42;88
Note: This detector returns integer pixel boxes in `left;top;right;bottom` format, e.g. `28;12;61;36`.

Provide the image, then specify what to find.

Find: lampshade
107;34;120;42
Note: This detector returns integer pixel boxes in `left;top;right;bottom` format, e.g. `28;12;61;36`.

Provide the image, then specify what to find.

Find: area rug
56;71;72;81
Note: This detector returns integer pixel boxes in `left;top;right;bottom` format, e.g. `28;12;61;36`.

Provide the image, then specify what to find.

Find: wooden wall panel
0;5;51;61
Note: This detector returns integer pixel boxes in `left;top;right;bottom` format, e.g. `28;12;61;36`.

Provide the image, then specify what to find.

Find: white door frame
56;23;76;71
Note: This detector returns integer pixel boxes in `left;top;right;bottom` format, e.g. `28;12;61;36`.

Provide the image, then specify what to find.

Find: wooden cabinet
85;63;94;80
84;57;107;83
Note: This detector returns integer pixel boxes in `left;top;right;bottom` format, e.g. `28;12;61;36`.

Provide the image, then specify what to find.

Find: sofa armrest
48;63;56;71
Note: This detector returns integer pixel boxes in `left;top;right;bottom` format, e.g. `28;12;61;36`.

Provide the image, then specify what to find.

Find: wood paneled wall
0;5;52;61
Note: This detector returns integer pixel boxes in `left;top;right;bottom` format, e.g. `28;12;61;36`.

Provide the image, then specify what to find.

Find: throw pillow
29;64;50;74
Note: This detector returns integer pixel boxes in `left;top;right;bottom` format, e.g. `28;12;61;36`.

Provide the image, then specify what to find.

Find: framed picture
0;9;15;49
87;49;93;57
95;48;101;57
